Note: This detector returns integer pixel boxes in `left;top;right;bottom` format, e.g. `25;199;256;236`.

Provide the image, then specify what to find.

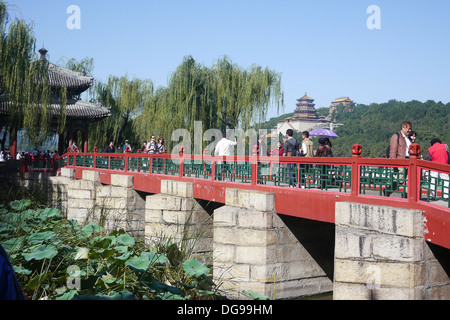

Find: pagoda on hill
293;92;318;119
277;92;332;136
0;48;111;158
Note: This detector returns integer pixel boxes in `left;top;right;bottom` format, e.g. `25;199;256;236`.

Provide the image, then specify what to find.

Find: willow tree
134;56;217;144
89;75;153;150
212;56;284;131
0;1;58;149
133;55;284;152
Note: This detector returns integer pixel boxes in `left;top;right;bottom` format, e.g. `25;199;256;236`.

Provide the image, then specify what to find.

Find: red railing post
179;146;185;179
251;154;258;186
93;147;98;168
124;147;130;173
351;144;362;198
408;143;420;205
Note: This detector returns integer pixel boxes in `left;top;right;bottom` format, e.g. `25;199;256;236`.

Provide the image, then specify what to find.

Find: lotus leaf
1;237;25;253
40;208;61;219
13;265;32;275
243;290;270;300
56;290;78;300
28;231;56;244
140;251;168;265
26;271;51;290
90;237;113;249
182;258;210;278
22;245;58;261
10;199;31;211
126;256;151;272
72;290;135;300
116;234;135;246
81;223;102;237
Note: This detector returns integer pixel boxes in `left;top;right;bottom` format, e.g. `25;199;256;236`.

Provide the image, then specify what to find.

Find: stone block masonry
67;170;102;226
48;168;75;218
65;170;145;236
213;188;332;300
334;202;450;300
145;180;213;264
96;174;146;236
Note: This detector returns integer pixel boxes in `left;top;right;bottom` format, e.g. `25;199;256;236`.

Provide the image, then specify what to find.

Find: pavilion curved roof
0;48;111;123
47;62;94;96
0;97;111;122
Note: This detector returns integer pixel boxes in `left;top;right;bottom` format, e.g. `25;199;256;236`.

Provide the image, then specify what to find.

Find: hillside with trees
262;99;450;159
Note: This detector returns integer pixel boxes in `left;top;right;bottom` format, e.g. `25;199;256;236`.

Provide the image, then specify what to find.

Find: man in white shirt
214;135;237;181
214;137;237;156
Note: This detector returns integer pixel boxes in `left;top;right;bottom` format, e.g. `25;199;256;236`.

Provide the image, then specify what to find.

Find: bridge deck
23;145;450;250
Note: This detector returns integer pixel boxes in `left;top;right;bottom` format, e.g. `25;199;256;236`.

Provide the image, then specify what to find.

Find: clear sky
6;0;450;120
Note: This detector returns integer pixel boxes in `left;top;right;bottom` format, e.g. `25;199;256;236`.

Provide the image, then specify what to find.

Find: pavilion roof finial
38;48;48;60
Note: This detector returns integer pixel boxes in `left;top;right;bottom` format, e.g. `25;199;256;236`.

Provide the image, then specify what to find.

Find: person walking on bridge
389;121;412;160
387;121;413;196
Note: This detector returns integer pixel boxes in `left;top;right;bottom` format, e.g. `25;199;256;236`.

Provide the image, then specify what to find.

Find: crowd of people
104;136;166;155
0;149;58;162
1;124;448;166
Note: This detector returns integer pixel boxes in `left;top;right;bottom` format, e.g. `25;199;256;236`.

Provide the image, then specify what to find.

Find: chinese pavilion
0;48;111;158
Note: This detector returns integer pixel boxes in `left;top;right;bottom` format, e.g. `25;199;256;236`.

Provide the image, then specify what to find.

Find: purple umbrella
309;129;339;138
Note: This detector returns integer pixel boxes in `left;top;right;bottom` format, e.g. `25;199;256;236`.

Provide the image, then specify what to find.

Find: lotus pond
0;199;223;300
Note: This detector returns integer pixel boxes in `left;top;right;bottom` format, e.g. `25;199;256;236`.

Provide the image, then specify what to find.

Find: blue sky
7;0;450;120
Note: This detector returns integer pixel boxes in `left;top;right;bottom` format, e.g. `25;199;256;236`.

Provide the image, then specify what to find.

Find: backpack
386;133;400;158
285;138;300;157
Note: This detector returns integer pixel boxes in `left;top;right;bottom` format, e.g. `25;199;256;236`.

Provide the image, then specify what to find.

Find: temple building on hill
0;48;111;158
277;92;334;136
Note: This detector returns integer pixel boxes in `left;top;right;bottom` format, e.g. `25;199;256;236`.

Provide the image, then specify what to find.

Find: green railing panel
127;157;150;173
75;155;93;168
110;157;125;171
56;156;67;170
215;162;252;183
95;156;109;169
257;163;351;191
360;166;407;198
127;157;139;172
421;169;450;207
138;158;150;173
152;158;179;176
183;160;212;179
27;160;53;171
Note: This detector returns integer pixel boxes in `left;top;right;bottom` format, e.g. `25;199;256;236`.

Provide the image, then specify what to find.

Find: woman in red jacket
427;138;449;200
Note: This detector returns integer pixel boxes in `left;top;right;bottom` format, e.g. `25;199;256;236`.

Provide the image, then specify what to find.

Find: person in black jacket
0;245;26;300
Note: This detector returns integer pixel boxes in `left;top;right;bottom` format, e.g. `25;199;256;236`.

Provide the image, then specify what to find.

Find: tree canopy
130;55;284;153
263;99;450;159
0;1;65;148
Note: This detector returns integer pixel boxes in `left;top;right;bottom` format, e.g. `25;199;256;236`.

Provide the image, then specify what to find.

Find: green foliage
0;1;65;145
89;75;153;151
106;55;283;153
261;99;450;158
330;99;450;158
0;199;221;300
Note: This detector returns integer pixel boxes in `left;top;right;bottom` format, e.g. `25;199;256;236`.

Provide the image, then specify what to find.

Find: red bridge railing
23;143;450;249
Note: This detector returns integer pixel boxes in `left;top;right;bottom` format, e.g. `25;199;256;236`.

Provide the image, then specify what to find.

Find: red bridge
25;143;450;251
